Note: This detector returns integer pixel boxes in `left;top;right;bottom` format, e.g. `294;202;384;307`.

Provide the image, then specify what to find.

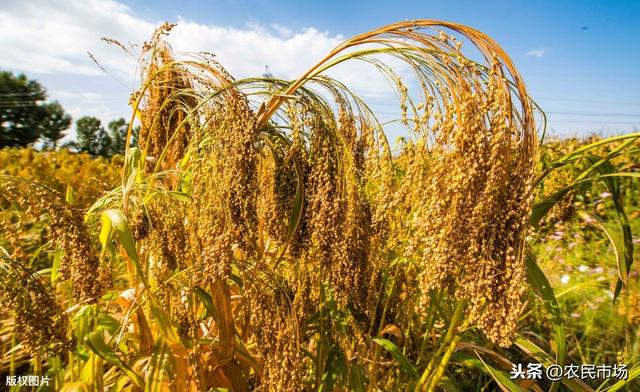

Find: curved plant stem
369;262;402;390
415;299;467;391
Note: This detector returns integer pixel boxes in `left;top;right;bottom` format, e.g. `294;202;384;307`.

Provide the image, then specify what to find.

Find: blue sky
123;0;640;136
1;0;639;138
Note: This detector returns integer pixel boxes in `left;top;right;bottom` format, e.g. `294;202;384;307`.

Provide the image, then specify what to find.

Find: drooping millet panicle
256;152;283;243
0;181;105;301
245;280;304;392
0;256;74;356
123;21;539;389
282;105;311;258
0;209;29;261
172;288;199;341
304;111;342;271
141;197;189;312
135;40;261;285
256;142;299;245
146;197;188;275
330;108;374;312
186;91;259;285
137;24;195;170
410;53;536;347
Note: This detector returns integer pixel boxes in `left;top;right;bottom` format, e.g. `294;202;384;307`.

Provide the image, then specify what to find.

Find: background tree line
0;70;137;157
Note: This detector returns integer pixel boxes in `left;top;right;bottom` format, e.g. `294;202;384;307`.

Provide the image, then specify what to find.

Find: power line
548;111;640;117
547;120;639;125
535;97;640;106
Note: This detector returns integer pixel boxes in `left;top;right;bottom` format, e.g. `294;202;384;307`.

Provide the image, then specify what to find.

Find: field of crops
1;21;639;391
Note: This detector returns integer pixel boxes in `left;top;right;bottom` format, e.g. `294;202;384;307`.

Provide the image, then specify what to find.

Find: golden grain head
407;55;537;347
0;181;104;301
0;20;547;389
0;257;74;356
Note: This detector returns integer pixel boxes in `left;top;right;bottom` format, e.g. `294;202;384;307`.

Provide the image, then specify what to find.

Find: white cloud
525;47;546;58
0;0;153;78
167;18;345;81
0;0;409;140
0;0;388;86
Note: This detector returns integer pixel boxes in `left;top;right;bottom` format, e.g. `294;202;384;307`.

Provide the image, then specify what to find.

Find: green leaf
600;364;640;392
530;187;573;228
319;350;344;392
533;133;639;231
65;184;75;205
452;353;525;392
96;312;121;334
59;382;91;392
73;304;96;342
372;337;419;379
553;133;640;165
585;156;634;301
100;208;147;287
145;338;174;392
515;336;594;392
235;340;263;380
51;247;63;283
439;378;462;392
193;287;217;319
166;191;192;203
590;214;629;299
150;303;181;345
347;361;367;392
84;331;144;388
122;147;142;195
525;254;566;392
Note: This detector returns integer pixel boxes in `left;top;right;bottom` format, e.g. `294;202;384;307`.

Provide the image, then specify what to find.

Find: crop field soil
0;21;639;391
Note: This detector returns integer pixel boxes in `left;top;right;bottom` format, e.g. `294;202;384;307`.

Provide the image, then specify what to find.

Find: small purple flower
550;231;565;241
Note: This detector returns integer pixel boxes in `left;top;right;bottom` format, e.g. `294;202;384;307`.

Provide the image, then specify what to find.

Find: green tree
40;101;72;149
107;118;140;156
108;118;127;155
130;124;140;148
0;71;72;147
75;116;111;156
96;127;112;157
